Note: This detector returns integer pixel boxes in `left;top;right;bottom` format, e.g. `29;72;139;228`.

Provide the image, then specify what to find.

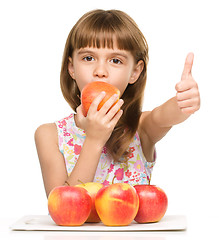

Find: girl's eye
83;56;94;61
110;58;122;64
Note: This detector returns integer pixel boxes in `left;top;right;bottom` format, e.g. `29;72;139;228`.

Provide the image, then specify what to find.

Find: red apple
48;186;92;226
134;185;168;223
75;182;104;222
81;81;120;116
95;183;139;226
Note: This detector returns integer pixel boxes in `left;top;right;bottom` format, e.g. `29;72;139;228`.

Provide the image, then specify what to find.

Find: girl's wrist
83;136;105;153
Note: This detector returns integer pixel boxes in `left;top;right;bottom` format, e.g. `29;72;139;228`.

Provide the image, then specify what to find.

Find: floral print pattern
55;113;156;186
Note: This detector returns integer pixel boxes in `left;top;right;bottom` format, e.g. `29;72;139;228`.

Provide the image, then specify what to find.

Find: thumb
181;52;194;80
76;105;85;120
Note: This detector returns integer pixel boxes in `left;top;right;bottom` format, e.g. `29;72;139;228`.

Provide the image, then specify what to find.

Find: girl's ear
129;60;144;84
68;57;75;79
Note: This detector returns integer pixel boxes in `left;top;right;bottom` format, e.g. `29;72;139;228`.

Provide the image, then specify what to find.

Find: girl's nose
93;62;108;78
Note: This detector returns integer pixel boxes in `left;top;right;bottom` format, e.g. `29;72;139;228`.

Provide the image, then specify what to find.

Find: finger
76;105;84;116
75;105;86;127
176;87;199;101
87;91;106;115
104;98;124;120
175;77;197;92
176;91;191;101
107;109;123;128
177;98;196;108
99;94;120;115
180;106;198;115
181;52;194;80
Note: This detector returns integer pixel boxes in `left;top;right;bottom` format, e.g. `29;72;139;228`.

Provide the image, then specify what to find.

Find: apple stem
112;176;116;185
77;179;85;186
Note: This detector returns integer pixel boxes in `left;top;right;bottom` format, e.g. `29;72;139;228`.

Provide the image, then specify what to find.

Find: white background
0;0;218;222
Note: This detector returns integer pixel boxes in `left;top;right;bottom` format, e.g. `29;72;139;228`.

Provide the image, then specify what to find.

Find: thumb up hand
175;53;200;114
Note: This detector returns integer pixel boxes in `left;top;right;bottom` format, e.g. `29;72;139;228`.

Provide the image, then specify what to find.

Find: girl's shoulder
35;123;58;146
139;111;151;120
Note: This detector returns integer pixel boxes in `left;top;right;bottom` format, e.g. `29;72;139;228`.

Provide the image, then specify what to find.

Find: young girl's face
68;43;143;95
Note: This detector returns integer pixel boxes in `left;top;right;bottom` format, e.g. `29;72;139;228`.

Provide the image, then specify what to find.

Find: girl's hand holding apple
75;90;124;148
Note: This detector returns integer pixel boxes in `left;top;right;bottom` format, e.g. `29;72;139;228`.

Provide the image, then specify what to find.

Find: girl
35;9;200;198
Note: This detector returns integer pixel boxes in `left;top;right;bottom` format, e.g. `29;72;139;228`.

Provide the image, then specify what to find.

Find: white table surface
1;214;218;240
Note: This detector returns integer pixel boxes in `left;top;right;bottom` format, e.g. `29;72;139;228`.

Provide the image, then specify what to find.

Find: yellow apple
76;182;104;222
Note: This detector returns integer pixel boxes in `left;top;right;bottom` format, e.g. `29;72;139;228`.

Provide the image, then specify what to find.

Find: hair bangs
71;10;141;53
74;26;115;49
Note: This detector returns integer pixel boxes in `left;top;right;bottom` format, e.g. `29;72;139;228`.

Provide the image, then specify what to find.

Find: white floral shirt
55;113;156;186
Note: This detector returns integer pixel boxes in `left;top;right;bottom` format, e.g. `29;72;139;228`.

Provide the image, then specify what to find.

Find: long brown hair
60;9;149;162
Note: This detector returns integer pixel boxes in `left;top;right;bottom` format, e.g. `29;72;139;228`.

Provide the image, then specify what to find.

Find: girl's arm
139;53;200;145
35;123;104;197
35;92;123;197
35;123;68;198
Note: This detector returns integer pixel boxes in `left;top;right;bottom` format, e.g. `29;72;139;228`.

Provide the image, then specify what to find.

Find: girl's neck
74;113;82;130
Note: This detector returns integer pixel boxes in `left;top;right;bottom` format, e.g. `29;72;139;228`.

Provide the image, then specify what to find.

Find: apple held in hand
134;185;168;223
75;182;104;223
48;186;92;226
95;183;139;226
81;81;120;116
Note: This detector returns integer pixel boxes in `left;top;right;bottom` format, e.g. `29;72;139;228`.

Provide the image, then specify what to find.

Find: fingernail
119;99;124;104
187;53;194;62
